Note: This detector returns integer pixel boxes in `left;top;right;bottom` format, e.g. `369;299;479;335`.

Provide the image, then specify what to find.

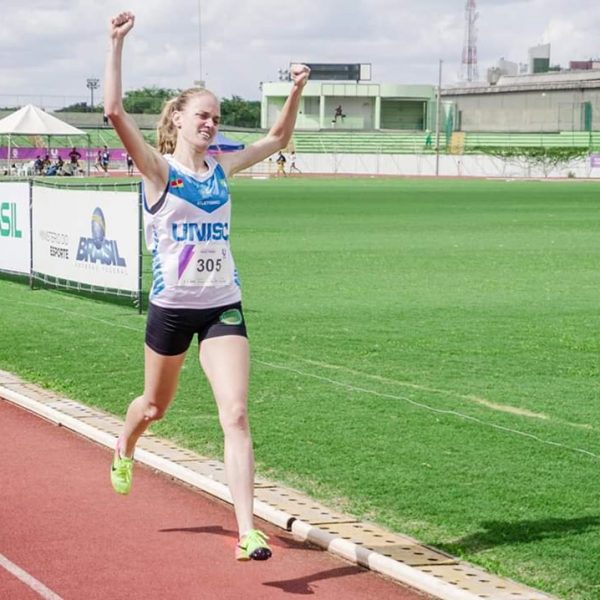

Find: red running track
0;399;434;600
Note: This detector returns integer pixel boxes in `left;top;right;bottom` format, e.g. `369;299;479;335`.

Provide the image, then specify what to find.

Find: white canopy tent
0;104;90;175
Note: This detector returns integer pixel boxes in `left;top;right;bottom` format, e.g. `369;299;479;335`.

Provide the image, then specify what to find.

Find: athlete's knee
218;402;249;433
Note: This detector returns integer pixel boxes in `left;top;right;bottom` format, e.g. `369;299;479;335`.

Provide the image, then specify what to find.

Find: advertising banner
0;147;125;161
590;154;600;168
32;186;139;292
0;182;31;275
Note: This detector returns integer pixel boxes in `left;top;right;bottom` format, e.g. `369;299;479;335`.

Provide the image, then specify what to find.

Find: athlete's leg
199;335;255;536
120;344;187;457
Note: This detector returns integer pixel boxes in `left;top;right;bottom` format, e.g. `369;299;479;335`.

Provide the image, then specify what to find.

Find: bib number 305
177;244;234;287
196;257;223;273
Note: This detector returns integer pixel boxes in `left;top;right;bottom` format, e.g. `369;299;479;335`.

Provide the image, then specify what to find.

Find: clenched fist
109;11;135;40
290;64;311;88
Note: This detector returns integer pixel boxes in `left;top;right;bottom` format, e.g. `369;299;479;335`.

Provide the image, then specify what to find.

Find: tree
220;96;260;128
56;87;261;125
123;87;177;114
56;102;102;113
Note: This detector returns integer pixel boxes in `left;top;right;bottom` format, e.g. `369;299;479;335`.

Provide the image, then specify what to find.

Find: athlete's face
174;93;220;150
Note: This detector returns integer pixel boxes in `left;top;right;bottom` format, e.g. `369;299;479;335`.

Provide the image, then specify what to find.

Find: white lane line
255;358;600;460
19;301;145;333
0;553;63;600
261;347;594;430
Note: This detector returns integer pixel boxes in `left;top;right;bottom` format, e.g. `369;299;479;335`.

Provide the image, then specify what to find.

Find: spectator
289;151;301;174
68;147;82;175
424;130;433;150
44;156;62;176
94;149;103;172
45;163;59;176
275;151;287;177
33;155;44;175
126;153;134;176
100;145;110;176
332;104;345;124
103;113;110;126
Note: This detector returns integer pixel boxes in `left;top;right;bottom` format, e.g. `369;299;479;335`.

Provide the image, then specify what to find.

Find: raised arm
218;64;310;177
104;12;167;189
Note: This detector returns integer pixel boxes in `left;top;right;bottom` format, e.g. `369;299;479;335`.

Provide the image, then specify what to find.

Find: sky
1;0;598;110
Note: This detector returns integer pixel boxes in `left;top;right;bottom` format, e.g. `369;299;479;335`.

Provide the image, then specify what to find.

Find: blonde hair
156;88;218;155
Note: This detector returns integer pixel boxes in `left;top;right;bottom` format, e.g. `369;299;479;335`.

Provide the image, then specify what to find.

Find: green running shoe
236;529;272;561
110;439;133;495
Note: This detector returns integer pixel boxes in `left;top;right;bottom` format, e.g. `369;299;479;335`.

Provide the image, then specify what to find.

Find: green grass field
1;177;599;599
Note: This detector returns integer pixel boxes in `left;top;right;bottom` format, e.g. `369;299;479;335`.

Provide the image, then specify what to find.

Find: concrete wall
444;88;600;132
240;152;600;179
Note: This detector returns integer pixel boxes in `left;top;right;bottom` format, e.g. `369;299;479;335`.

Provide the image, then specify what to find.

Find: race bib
172;244;234;287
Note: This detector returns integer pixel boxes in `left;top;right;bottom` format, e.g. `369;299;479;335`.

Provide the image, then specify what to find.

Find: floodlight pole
86;78;100;111
435;60;443;176
195;0;205;88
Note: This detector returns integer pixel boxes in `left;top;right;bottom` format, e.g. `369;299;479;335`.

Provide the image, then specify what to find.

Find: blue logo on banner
91;207;105;248
76;207;126;266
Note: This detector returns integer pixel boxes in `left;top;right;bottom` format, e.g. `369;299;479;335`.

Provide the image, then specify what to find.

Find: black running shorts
145;301;248;356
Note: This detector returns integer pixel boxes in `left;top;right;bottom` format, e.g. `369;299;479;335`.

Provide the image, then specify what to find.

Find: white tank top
143;154;241;309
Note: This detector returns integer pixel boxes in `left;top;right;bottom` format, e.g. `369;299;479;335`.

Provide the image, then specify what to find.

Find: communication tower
461;0;479;82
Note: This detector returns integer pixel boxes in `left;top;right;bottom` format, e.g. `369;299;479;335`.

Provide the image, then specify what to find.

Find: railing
1;128;598;160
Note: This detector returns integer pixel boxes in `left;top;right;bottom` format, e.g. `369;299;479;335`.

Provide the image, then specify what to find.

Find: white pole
435;59;443;176
196;0;205;88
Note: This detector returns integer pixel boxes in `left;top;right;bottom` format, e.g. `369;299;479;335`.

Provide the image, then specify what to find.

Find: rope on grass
255;358;600;461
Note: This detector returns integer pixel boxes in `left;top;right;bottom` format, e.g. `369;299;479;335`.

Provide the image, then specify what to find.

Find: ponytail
156;98;179;155
156;88;218;155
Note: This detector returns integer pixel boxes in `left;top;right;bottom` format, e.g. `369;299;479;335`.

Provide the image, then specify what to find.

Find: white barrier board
32;186;139;292
0;182;31;275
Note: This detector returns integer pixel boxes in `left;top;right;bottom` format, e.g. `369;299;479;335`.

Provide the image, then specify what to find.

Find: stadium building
261;69;600;136
442;69;600;133
260;80;437;132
